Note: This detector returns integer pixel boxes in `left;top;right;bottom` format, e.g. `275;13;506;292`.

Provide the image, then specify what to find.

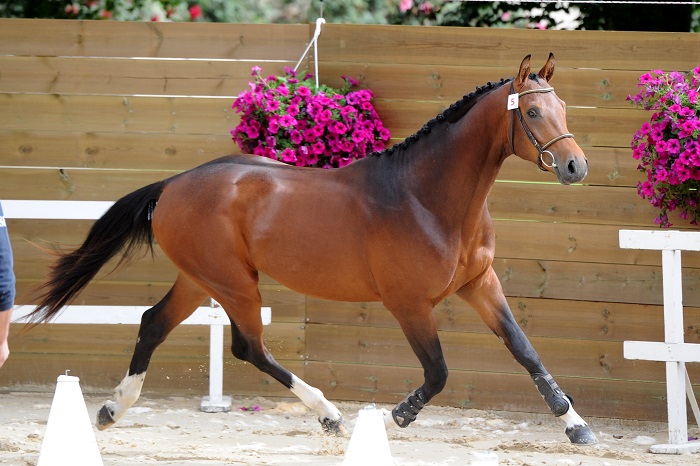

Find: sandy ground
1;390;699;465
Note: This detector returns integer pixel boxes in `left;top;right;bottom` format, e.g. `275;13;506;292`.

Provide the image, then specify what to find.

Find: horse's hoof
320;416;348;437
566;424;598;445
96;404;116;431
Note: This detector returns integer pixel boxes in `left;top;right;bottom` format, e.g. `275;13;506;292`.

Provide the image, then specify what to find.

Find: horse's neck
401;102;507;227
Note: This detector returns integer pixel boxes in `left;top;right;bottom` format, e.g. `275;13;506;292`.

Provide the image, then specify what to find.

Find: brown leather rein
509;81;575;172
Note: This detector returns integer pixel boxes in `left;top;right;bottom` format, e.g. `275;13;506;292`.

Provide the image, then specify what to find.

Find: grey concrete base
200;395;232;413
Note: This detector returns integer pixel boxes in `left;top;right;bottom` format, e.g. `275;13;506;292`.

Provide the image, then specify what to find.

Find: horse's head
509;53;587;185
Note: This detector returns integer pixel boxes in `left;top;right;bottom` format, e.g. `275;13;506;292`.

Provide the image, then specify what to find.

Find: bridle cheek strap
509;83;575;172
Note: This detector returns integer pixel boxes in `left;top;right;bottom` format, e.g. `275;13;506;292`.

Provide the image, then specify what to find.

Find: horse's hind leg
457;267;597;445
96;273;207;430
215;285;346;435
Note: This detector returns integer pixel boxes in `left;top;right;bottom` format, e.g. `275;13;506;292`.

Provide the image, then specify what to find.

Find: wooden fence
1;18;699;422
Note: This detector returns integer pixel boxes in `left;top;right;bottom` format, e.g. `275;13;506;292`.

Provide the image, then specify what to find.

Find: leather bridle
509;81;575;172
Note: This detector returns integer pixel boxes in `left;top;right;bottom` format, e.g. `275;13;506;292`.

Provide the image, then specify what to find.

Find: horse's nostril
568;159;576;175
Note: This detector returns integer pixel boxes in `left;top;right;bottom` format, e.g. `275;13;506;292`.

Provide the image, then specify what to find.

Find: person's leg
0;201;16;369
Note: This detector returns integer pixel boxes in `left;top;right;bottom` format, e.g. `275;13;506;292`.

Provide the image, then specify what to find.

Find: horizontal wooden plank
376;102;646;149
11;322;304;361
494;257;700;308
11;219;700;325
0;56;275;98
0;130;234;171
2;341;687;423
14;254;699;311
1;352;305;398
487;183;658;227
498;147;642;188
0;132;640;189
1;55;645;110
0;167;171;200
306;295;700;345
304;323;698;383
0;93;647;148
3;20;698;75
13;279;306;323
0;19;310;60
0;93;237;136
0;169;658;227
304;361;678;422
319;24;700;72
320;62;644;110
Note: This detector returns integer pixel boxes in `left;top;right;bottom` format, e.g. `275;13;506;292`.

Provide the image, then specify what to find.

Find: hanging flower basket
628;67;700;227
231;66;391;169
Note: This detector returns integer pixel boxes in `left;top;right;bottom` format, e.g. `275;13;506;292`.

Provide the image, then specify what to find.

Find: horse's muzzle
556;156;588;185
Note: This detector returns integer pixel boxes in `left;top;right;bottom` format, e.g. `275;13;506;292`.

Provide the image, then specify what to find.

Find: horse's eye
527;108;539;118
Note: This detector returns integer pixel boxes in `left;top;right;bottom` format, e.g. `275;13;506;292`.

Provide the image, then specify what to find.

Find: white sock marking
290;374;341;422
102;371;146;425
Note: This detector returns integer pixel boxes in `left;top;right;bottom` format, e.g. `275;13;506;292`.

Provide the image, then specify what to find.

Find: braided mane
375;77;514;157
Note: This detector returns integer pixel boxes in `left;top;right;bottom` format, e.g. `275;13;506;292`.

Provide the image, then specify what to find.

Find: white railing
619;229;700;454
5;200;271;413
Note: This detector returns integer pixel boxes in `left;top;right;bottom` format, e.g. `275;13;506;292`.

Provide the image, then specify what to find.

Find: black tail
26;180;167;326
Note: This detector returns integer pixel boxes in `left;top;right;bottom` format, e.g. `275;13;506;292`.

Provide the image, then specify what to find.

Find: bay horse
26;54;597;445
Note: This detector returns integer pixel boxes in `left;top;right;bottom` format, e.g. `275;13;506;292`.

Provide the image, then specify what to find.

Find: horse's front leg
386;302;448;429
457;267;597;445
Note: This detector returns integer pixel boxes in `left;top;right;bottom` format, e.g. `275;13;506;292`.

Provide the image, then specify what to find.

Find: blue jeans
0;201;15;310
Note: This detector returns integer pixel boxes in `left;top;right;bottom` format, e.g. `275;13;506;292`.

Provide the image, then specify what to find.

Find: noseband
509;82;574;171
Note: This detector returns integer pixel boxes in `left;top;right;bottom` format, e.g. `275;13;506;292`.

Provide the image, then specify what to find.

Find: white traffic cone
342;405;393;466
470;450;499;465
38;373;104;466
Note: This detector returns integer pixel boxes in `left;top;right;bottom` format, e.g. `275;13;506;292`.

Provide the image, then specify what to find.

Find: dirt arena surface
1;390;699;465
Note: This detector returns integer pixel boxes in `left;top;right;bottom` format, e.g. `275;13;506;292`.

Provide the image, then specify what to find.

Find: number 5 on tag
507;93;519;110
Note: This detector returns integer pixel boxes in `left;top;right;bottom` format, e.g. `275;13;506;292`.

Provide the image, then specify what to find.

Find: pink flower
399;0;413;13
290;130;303;145
419;2;434;14
329;121;349;135
315;109;333;124
342;75;359;86
278;114;296;128
244;120;261;138
280;148;297;163
189;4;202;20
231;66;390;168
264;98;280;113
64;3;80;15
310;142;326;154
277;85;289;97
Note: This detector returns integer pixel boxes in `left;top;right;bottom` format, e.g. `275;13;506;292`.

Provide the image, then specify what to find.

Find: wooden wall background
1;19;699;422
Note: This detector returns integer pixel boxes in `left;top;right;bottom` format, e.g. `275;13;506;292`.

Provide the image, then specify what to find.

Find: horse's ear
515;54;531;89
538;52;556;82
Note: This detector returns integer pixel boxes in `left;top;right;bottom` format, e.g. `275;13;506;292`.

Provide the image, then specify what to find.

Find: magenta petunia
230;66;390;169
280;148;297;163
629;68;700;227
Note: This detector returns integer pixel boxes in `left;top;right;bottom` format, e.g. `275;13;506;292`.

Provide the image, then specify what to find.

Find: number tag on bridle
507;93;519;110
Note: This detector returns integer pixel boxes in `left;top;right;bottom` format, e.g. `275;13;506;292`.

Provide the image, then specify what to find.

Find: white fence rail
619;229;700;454
5;200;271;413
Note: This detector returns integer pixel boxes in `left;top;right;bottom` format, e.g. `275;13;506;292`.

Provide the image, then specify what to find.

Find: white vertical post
209;323;224;403
620;230;700;454
661;249;687;445
200;298;232;413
